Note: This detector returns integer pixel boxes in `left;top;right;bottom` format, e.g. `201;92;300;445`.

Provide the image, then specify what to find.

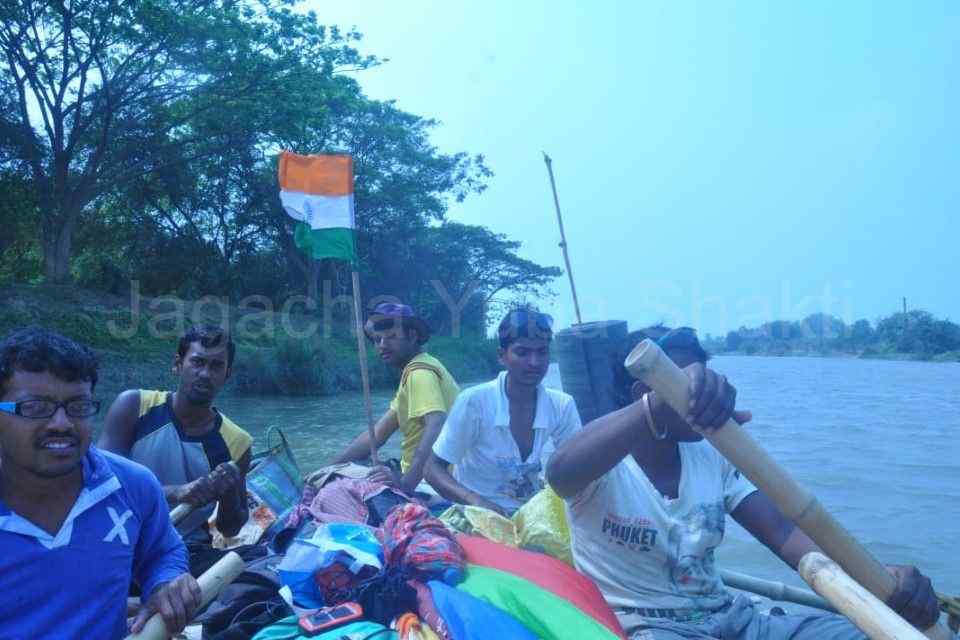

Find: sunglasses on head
656;327;704;353
498;310;554;347
502;311;554;332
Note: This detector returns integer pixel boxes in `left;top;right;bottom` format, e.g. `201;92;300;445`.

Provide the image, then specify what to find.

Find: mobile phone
298;602;364;635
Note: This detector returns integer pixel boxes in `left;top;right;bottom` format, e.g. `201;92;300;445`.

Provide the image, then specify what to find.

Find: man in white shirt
426;309;581;516
547;326;941;640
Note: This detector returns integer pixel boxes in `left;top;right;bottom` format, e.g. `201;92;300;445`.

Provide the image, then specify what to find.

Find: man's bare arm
425;453;508;516
400;411;446;494
547;401;648;498
215;448;252;537
330;410;400;464
731;490;818;569
98;389;141;455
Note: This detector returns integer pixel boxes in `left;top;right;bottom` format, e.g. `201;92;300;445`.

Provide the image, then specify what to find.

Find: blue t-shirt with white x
0;446;188;640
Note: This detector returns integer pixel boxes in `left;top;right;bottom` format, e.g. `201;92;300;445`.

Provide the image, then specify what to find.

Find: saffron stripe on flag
278;152;353;196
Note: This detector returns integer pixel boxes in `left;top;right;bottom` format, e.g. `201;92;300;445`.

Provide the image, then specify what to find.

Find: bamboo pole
720;569;834;612
721;569;959;624
941;594;960;634
167;461;241;526
125;551;245;640
169;503;192;525
542;153;583;325
800;553;926;640
624;339;954;640
351;270;378;464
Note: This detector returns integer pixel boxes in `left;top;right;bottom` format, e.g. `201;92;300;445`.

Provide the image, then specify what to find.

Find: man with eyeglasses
329;302;460;494
547;326;940;639
0;327;200;638
425;309;582;516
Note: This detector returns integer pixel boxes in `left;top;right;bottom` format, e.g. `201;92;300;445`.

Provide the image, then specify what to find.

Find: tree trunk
41;212;76;284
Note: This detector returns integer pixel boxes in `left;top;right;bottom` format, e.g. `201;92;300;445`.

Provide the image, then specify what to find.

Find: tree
725;330;743;352
761;320;798;341
876;310;960;355
0;169;41;282
397;222;562;335
1;1;556;337
846;319;874;350
0;0;373;282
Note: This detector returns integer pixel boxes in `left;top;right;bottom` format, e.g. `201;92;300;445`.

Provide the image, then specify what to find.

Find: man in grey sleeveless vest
100;325;253;574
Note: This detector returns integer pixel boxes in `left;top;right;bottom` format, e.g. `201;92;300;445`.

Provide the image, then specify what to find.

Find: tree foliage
1;0;559;333
709;310;960;358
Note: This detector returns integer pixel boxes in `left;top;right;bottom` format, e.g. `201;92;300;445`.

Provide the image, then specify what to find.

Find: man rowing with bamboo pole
329;302;459;494
0;327;200;637
547;326;940;639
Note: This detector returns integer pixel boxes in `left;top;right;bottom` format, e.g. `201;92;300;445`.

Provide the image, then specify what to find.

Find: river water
101;355;960;595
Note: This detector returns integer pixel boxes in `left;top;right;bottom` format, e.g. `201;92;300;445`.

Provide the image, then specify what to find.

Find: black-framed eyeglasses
0;399;101;419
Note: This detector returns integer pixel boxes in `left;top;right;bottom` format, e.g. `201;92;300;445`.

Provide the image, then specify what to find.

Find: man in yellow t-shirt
330;303;458;494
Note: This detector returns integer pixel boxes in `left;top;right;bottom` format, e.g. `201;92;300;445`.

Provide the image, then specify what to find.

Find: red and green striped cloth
455;535;626;640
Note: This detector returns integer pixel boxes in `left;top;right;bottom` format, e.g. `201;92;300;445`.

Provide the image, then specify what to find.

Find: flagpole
542;152;584;325
350;270;379;464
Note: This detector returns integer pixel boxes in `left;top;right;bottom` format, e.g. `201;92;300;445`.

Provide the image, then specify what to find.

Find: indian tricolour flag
278;151;357;263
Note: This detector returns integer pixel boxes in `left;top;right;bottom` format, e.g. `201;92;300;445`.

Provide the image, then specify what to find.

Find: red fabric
457;534;626;639
383;503;465;582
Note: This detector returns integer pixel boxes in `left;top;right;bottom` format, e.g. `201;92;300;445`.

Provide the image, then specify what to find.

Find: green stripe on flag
460;564;622;640
294;223;356;263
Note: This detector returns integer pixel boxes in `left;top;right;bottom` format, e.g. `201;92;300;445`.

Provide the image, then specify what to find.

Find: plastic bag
249;428;304;527
438;505;518;547
209;428;303;549
277;523;383;609
438;488;573;565
511;486;572;565
251;616;396;640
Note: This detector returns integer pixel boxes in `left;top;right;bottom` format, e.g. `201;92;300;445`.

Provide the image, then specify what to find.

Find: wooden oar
125;551;245;640
800;553;930;640
624;339;954;640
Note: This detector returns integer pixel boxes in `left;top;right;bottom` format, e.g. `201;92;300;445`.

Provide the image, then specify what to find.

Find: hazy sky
309;0;959;337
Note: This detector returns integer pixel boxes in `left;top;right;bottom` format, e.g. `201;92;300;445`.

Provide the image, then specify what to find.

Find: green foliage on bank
0;285;500;395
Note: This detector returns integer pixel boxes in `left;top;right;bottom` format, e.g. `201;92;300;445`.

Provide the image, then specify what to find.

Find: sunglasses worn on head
0;399;101;419
499;311;554;348
370;302;414;318
502;311;554;332
656;326;707;356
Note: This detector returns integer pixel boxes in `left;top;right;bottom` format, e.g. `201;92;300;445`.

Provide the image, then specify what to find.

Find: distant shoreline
711;350;959;363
